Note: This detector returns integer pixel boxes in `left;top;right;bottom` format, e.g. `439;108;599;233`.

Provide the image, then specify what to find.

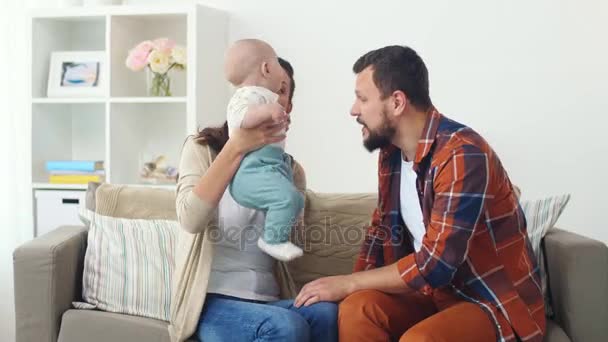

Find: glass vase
146;69;172;97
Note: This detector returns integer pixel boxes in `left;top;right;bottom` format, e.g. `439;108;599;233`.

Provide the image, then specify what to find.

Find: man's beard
362;111;395;152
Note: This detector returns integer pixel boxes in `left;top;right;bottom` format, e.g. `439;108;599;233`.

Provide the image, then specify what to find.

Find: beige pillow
75;208;177;321
91;183;176;220
77;184;179;320
289;190;376;290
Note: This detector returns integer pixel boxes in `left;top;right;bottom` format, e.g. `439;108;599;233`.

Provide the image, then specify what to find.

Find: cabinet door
35;190;86;237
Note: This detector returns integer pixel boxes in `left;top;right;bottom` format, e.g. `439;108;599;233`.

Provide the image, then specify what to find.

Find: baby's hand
269;103;288;123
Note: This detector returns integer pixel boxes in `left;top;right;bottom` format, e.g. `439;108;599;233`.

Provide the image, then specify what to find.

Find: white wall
191;0;608;243
1;1;31;341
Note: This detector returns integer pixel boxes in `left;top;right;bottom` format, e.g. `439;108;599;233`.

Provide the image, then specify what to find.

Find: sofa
13;188;608;342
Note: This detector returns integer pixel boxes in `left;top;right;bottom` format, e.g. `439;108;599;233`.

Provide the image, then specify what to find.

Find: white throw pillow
521;194;571;317
74;208;177;321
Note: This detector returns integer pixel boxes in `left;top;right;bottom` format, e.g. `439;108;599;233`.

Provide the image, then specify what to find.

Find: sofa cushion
289;191;377;290
76;209;177;321
85;182;101;211
58;309;171;342
545;318;571;342
93;183;176;220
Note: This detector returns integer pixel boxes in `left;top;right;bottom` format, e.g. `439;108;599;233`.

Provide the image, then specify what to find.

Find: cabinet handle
62;198;80;204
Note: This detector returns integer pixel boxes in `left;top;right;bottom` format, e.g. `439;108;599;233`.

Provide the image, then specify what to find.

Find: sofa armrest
544;228;608;342
13;226;88;342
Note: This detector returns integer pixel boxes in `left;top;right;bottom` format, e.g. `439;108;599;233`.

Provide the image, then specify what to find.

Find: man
294;46;545;341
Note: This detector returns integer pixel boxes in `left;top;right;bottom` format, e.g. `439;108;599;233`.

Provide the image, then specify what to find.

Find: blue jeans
195;294;338;342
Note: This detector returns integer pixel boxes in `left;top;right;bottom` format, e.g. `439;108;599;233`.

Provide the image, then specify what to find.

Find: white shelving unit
28;4;229;236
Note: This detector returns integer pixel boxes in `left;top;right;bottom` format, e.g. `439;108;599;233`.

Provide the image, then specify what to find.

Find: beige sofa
13;188;608;342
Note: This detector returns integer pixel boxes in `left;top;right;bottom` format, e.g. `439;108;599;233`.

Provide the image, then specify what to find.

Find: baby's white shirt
226;86;286;149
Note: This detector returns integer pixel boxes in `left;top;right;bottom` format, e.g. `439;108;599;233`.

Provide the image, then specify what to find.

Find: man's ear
392;90;408;116
285;102;293;114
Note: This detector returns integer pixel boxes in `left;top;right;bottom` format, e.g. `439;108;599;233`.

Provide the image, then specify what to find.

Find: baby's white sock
258;239;303;262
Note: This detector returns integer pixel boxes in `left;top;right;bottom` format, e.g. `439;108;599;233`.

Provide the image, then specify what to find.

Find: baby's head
224;39;286;93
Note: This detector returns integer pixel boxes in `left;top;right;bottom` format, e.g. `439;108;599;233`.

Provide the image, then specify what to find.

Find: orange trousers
338;289;496;342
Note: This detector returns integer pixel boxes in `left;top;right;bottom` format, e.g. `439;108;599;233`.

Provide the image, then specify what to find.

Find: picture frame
47;51;106;98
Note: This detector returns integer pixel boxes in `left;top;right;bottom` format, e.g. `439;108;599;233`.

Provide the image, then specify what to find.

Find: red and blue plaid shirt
354;109;545;342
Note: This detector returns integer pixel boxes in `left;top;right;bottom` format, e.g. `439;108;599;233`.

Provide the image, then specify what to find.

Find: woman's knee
315;301;339;319
259;309;310;342
309;301;338;329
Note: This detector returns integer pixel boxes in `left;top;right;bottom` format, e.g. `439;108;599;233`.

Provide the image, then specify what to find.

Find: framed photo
47;51;106;98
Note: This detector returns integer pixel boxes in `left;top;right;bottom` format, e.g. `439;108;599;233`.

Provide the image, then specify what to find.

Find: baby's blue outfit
227;86;304;244
230;145;304;244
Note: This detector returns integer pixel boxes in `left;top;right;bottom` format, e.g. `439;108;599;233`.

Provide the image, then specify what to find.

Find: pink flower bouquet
126;38;186;96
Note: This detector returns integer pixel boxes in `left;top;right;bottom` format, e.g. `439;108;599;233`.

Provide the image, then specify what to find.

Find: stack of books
46;160;105;184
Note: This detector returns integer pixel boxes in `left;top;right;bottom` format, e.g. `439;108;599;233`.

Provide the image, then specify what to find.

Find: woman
169;58;338;342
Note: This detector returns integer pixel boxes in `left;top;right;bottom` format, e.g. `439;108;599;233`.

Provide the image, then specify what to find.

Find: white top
226;85;286;149
400;158;426;252
206;189;279;301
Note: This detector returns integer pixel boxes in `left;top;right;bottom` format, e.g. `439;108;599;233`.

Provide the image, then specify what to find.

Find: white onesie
226;85;286;149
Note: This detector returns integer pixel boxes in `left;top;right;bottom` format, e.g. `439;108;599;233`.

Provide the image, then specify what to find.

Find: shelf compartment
109;102;186;184
110;14;187;98
31;16;106;98
32;103;106;184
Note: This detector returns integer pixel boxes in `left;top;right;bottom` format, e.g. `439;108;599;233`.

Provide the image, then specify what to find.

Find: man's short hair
353;45;432;111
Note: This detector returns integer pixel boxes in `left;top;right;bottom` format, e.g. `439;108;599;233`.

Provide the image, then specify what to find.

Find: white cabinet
27;4;230;236
29;4;229;188
34;190;86;236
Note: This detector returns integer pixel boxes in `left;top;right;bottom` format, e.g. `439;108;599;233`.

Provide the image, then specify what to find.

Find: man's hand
294;263;409;308
294;275;355;308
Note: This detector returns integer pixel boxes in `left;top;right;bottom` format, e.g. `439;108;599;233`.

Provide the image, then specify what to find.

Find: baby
224;39;304;261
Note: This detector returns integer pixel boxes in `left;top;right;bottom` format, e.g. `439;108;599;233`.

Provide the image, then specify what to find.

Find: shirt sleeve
397;145;490;291
175;137;217;234
354;206;387;272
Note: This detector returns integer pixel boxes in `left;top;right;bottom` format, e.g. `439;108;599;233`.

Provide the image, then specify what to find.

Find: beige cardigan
168;136;306;342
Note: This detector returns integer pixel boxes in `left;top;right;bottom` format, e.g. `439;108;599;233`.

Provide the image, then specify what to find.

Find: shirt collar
414;108;442;164
378;107;442;168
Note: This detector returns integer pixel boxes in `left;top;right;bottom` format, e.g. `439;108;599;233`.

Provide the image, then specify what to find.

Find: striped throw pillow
521;194;571;317
75;208;177;321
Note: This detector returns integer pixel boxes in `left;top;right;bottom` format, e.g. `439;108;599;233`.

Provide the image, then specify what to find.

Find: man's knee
339;289;383;309
399;302;496;342
399;325;439;342
339;289;389;323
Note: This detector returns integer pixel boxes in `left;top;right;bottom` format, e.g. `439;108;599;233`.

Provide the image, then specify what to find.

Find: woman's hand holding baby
228;121;287;156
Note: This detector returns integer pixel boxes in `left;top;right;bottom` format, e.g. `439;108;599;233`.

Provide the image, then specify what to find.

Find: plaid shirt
354;109;545;342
